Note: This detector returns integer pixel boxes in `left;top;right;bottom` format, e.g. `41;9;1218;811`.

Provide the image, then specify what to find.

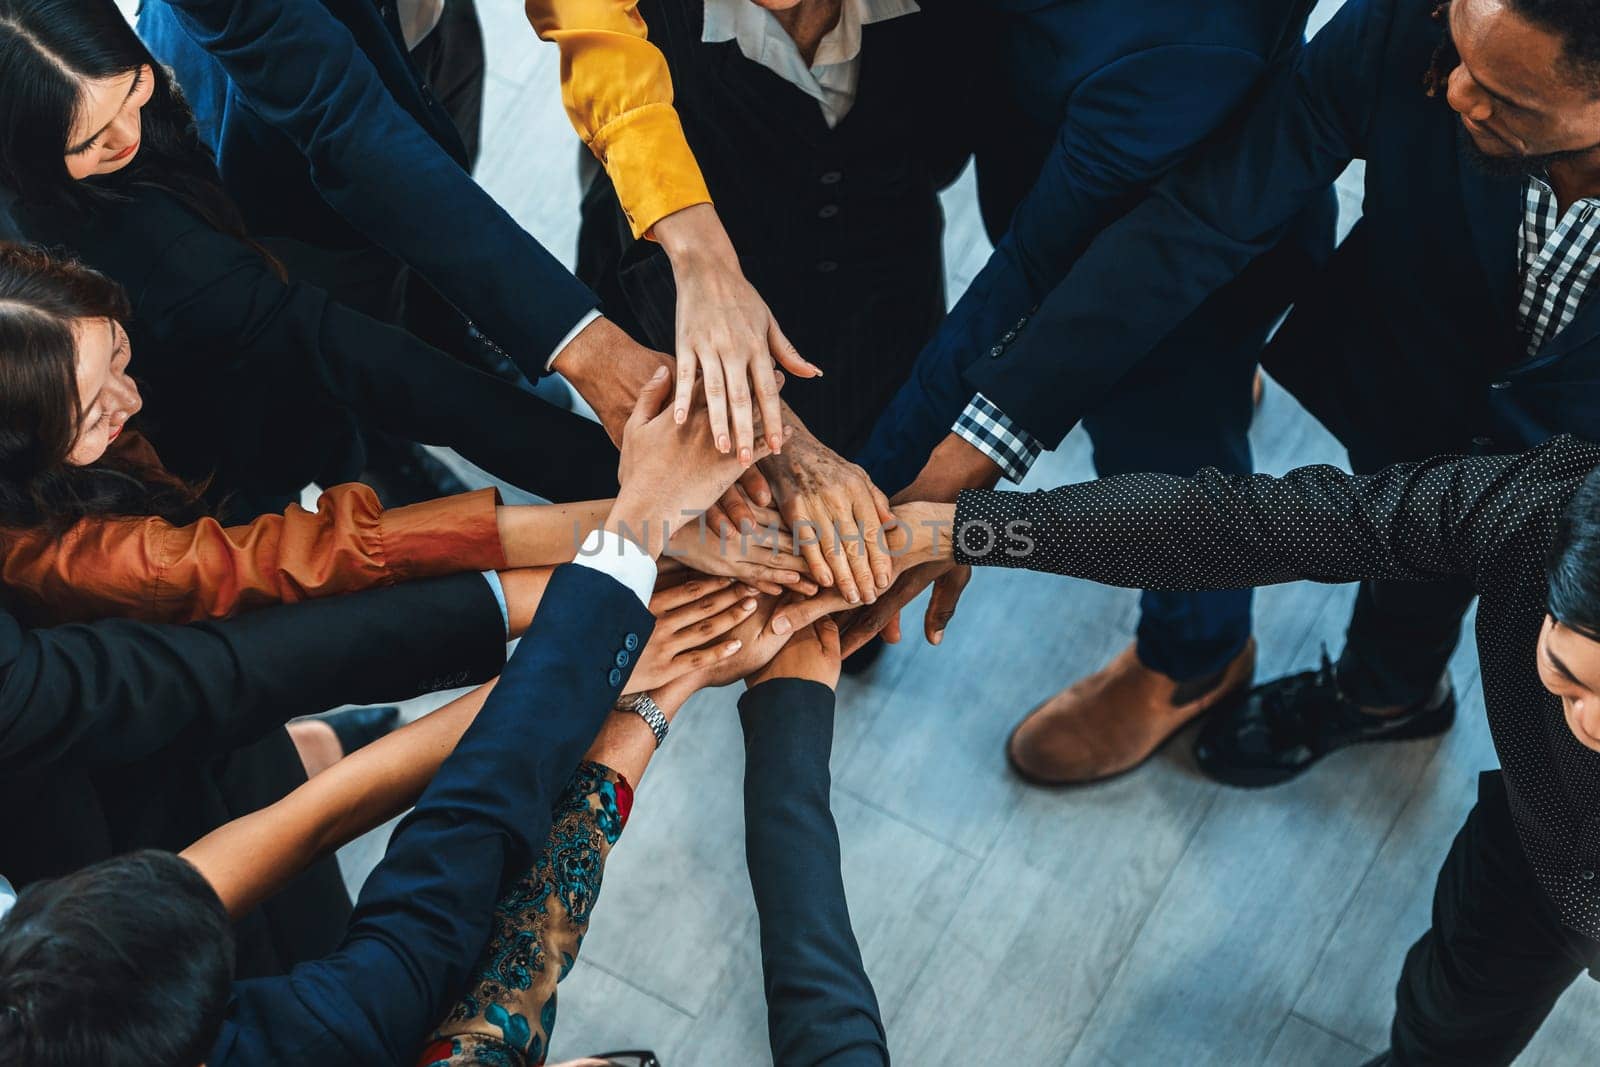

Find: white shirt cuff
572;528;658;606
546;308;604;372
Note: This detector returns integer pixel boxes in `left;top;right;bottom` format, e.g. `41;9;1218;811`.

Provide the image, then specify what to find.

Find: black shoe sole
1193;688;1458;790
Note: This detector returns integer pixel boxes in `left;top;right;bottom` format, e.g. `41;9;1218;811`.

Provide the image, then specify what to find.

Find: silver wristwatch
617;693;668;748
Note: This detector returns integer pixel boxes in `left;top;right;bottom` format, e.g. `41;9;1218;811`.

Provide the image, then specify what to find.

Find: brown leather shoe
1006;639;1256;785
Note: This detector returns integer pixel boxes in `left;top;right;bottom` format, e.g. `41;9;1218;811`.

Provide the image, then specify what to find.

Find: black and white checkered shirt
956;175;1600;481
1518;175;1600;356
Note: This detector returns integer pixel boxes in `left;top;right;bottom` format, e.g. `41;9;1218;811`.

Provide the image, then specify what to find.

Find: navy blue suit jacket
209;564;654;1066
739;679;887;1066
855;0;1319;492
137;0;596;376
940;0;1596;465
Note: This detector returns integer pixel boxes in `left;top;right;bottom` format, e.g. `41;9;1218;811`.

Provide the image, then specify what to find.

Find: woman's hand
628;575;759;692
761;421;895;607
611;366;792;551
747;617;842;691
654;204;822;466
668;498;818;596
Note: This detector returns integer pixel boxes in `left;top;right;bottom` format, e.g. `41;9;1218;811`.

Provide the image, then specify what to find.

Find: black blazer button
608;668;623;687
615;649;630;668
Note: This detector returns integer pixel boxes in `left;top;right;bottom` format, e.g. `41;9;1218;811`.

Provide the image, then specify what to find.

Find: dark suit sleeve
857;45;1268;492
217;564;654;1067
958;0;1394;449
0;572;506;774
137;221;617;501
739;679;887;1067
155;0;597;373
949;444;1575;593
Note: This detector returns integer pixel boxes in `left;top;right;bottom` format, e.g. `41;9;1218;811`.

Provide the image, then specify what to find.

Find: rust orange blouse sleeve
525;0;711;238
0;485;507;627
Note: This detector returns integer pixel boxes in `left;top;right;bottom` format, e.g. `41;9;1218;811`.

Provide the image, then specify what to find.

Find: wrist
920;434;1003;500
654;203;739;267
602;502;667;559
550;318;669;441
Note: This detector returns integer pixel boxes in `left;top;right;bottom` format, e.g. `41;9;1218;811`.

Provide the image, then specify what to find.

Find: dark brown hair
0;243;207;530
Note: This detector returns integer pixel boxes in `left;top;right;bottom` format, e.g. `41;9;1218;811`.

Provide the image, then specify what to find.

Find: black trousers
1334;438;1477;707
1381;772;1598;1065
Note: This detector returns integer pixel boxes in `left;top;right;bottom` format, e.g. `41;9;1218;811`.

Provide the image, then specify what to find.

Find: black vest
579;0;982;453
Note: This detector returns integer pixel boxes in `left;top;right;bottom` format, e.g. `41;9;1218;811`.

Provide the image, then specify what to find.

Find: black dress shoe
321;705;401;757
1193;649;1455;788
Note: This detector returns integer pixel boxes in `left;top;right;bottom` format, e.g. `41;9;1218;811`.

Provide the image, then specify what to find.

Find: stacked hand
628;576;761;692
609;365;791;552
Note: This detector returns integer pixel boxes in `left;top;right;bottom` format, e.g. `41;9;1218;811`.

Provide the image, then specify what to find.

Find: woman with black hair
0;244;810;626
0;0;622;521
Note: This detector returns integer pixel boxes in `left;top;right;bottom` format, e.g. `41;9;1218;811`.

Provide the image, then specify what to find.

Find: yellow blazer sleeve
526;0;712;237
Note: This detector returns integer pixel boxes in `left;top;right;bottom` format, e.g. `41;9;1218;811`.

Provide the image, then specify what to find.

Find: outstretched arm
154;0;597;375
944;452;1538;591
740;622;888;1066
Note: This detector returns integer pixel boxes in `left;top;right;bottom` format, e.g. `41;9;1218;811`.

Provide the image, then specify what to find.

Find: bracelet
616;692;668;748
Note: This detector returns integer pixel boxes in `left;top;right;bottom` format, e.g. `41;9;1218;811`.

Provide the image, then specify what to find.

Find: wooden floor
329;2;1600;1063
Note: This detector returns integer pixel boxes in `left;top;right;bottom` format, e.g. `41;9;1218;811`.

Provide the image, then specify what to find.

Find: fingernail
877;571;889;589
727;640;743;653
675;408;687;424
740;448;752;465
651;366;667;381
740;585;757;596
718;435;730;453
772;616;792;635
846;589;860;605
932;630;944;646
741;598;756;611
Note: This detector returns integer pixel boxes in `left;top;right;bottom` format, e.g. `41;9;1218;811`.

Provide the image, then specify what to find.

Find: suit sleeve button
608;668;623;687
624;633;640;651
615;649;630;668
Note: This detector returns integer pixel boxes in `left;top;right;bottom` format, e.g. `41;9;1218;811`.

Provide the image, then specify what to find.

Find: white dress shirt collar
702;0;920;128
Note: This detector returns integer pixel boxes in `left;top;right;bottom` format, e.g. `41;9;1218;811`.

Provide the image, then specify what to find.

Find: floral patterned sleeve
417;761;633;1067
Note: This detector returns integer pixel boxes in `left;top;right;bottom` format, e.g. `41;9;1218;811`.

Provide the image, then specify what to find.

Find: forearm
182;681;498;918
580;678;690;786
740;679;887;1066
951;460;1485;590
497;501;613;568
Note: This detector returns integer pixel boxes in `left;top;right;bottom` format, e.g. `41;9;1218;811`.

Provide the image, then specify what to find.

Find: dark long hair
0;243;207;530
0;0;275;267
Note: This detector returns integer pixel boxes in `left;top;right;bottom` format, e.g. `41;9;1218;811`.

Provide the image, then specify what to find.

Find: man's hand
747;617;842;691
761;421;894;607
655;203;822;465
549;316;671;446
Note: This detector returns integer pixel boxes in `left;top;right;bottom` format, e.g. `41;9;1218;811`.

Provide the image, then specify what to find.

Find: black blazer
137;0;597;375
739;679;887;1066
212;564;654;1065
960;0;1600;464
0;571;508;976
16;186;618;506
